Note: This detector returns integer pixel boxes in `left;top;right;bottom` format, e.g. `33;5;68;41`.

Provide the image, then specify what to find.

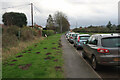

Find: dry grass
2;37;44;61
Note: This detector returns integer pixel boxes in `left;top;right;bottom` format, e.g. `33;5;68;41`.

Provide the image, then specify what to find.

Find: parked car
74;34;90;49
82;33;120;70
65;31;71;40
73;33;80;40
68;32;75;43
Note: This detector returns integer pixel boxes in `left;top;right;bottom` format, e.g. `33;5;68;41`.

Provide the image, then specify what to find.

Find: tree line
73;21;120;33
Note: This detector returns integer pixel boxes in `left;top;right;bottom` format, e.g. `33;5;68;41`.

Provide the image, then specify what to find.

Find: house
34;24;43;30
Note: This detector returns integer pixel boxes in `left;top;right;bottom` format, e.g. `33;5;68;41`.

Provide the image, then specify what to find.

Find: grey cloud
0;0;118;29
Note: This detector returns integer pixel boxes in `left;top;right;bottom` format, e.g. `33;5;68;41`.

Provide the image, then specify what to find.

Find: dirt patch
52;43;56;44
58;42;62;48
34;45;37;47
55;66;62;72
53;59;58;62
18;64;32;70
22;51;26;53
44;56;51;60
36;52;40;54
28;52;31;53
46;53;52;55
52;47;56;49
9;63;15;66
28;49;32;51
12;60;17;62
44;48;47;49
16;55;23;58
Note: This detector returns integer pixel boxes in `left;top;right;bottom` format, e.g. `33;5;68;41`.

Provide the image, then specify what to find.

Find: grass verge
2;34;64;78
2;37;44;61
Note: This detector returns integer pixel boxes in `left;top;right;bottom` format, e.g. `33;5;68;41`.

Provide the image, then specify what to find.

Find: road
61;35;101;78
61;35;120;79
78;50;120;79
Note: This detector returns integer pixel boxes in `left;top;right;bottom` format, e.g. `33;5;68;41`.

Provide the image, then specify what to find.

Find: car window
80;36;90;40
72;34;75;37
88;37;98;45
101;37;120;47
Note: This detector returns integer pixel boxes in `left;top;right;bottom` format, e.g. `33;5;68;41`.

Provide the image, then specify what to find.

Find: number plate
114;58;120;61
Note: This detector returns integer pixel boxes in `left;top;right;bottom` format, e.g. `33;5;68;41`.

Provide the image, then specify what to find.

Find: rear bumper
97;55;120;66
69;39;74;43
76;43;83;47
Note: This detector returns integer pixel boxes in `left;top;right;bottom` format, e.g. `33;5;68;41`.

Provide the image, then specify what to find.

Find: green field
2;34;64;78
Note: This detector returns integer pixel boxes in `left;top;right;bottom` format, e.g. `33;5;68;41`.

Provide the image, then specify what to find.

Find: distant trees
46;14;55;30
46;11;70;33
2;12;27;27
117;25;120;30
106;21;112;30
53;11;70;33
73;21;120;33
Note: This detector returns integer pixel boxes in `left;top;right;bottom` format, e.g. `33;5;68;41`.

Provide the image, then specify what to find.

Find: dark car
74;34;90;49
82;34;120;70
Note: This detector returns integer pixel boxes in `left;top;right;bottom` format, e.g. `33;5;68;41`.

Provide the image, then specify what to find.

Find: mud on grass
2;34;64;78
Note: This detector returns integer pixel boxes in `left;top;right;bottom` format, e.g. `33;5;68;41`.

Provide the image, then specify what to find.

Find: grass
2;34;64;78
2;37;44;61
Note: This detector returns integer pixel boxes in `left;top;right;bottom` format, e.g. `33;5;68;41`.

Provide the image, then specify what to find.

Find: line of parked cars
65;32;120;70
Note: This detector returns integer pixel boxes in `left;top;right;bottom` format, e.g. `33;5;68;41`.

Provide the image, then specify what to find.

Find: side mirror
86;40;89;44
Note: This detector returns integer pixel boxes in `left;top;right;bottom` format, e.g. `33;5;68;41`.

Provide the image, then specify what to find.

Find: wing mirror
86;40;89;44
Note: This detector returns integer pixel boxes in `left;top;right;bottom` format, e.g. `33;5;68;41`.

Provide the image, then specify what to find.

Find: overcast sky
0;0;119;29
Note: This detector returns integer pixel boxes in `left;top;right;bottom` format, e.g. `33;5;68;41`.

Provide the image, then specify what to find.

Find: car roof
92;33;120;38
75;33;80;34
78;34;90;36
69;32;75;34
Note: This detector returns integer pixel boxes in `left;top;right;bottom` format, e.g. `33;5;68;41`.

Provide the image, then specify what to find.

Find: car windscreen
72;34;75;36
80;36;90;40
101;37;120;47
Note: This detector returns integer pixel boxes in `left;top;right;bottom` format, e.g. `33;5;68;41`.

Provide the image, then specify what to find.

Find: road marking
66;36;102;79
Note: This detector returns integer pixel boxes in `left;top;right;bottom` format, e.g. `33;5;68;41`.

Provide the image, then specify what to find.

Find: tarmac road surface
61;35;101;79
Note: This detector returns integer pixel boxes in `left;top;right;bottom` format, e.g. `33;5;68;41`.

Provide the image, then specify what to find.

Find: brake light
71;37;73;39
78;37;80;42
97;48;109;53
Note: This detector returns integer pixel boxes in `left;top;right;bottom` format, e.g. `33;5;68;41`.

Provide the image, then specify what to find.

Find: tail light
97;48;109;53
78;37;80;42
71;37;73;39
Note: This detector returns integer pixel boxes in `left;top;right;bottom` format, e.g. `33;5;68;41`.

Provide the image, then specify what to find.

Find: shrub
3;26;19;36
20;27;34;41
42;30;54;36
2;33;18;48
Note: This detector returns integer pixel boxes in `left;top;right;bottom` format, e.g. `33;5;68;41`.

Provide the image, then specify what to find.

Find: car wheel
82;51;87;59
92;56;99;70
74;44;76;47
76;46;79;50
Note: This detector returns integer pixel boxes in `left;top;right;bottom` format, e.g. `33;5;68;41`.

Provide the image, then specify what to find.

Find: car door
84;36;98;59
87;37;98;59
83;36;93;57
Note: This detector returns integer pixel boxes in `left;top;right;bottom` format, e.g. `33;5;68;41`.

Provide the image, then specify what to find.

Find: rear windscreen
72;34;75;36
101;37;120;47
80;36;90;40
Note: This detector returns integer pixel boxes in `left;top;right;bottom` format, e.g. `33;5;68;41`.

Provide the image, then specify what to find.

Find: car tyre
76;46;79;50
92;56;99;70
82;51;87;59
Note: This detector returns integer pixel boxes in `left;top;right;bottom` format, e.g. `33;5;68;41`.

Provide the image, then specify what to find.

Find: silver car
68;32;76;43
74;34;90;49
82;33;120;70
